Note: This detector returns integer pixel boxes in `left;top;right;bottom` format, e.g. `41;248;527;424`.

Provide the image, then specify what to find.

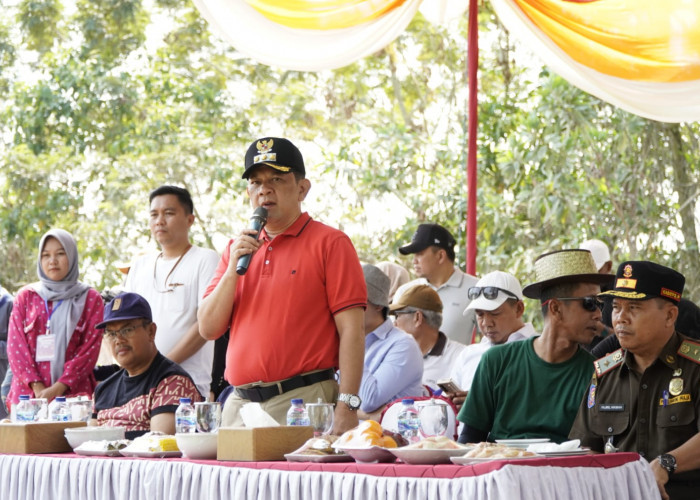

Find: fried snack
295;436;346;456
333;420;398;448
404;436;467;450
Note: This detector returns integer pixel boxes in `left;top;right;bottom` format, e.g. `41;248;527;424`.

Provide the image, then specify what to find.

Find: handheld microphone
236;206;268;275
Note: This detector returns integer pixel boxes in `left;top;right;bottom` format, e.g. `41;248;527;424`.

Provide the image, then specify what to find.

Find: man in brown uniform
569;261;700;500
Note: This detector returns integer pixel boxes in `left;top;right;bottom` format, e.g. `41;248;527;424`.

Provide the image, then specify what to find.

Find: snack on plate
129;433;180;453
333;420;398;449
75;439;130;453
295;436;346;456
464;442;537;459
404;436;467;450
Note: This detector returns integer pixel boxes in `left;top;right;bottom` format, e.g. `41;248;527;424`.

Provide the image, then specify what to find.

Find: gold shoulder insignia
677;340;700;364
594;348;625;377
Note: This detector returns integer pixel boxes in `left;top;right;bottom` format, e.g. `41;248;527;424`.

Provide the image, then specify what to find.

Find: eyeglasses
468;286;518;301
542;296;604;312
103;322;151;341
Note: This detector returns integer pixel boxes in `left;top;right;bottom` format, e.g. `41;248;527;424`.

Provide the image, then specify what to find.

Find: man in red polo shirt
199;137;367;434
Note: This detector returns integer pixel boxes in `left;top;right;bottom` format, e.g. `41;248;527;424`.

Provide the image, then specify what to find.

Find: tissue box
217;426;313;461
0;421;86;454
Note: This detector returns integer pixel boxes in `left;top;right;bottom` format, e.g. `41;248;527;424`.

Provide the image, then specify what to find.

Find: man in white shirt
448;271;536;409
125;185;219;397
393;224;478;345
390;284;466;393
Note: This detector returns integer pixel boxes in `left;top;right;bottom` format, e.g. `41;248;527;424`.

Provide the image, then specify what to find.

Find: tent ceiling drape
193;0;700;122
191;0;700;271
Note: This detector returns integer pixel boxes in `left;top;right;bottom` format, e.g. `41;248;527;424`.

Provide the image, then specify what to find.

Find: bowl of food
175;432;218;460
64;426;126;450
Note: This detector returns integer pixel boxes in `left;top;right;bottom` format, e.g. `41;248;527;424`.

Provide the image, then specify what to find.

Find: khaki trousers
221;378;339;426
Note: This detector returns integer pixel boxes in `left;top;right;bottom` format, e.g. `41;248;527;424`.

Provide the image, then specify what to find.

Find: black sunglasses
468;286;518;301
544;296;604;312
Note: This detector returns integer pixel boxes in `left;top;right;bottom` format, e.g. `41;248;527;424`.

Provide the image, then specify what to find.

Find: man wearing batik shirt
92;292;201;439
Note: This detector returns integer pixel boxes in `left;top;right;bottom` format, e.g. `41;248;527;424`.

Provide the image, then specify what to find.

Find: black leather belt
235;369;336;403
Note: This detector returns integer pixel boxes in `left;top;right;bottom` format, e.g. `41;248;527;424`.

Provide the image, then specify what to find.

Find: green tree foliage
1;1;699;315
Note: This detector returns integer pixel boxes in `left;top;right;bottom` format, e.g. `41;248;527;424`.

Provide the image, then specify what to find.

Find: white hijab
31;229;90;384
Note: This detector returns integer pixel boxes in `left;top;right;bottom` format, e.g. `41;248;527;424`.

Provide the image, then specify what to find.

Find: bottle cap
55;396;66;402
291;398;304;405
401;398;415;405
19;395;30;400
179;398;192;404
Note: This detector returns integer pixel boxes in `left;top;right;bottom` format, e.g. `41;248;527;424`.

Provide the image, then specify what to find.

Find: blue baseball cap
96;292;152;329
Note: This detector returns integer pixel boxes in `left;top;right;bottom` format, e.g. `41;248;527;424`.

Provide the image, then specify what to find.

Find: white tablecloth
0;454;660;500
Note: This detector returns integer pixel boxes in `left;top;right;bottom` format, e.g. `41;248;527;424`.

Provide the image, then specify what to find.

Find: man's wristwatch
337;393;361;411
657;454;677;475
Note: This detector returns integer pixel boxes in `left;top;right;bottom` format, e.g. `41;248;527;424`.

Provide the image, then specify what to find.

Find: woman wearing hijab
7;229;103;406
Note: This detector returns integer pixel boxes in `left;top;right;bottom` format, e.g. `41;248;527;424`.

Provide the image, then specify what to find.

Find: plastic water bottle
286;398;310;426
176;398;197;433
397;399;420;443
50;396;71;421
16;395;35;422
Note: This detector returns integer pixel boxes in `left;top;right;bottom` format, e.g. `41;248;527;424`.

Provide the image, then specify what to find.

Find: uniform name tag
599;404;625;412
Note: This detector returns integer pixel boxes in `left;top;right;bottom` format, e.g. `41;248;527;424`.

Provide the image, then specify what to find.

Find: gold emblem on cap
256;139;273;153
669;378;683;396
254;139;277;164
622;264;633;278
667;355;676;364
112;298;122;311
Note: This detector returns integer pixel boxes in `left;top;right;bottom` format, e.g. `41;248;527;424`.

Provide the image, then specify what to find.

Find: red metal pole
466;0;479;276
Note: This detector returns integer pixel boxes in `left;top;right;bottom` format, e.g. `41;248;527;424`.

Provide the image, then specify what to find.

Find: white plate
119;448;182;458
534;449;591;457
335;446;396;464
284;452;354;463
495;438;550;449
389;447;471;465
451;454;543;465
74;448;124;457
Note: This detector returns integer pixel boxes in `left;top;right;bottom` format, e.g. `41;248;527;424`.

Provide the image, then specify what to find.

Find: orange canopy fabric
512;0;700;82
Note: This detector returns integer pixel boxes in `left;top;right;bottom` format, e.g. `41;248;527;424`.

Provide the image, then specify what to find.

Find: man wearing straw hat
570;261;700;500
457;249;613;444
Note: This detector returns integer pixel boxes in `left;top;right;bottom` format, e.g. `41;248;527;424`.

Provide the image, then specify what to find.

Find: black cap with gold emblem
599;261;685;303
242;137;305;179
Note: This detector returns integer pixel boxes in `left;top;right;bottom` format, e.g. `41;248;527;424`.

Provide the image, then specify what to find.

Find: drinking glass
418;402;448;438
306;402;334;436
194;402;222;433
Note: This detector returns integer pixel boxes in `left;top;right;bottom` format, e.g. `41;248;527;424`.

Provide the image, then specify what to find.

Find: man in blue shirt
358;265;424;420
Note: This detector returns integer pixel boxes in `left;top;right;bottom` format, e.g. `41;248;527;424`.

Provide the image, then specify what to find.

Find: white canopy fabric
191;0;422;72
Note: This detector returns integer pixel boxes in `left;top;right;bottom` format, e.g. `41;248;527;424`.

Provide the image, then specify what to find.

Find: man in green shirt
457;249;613;443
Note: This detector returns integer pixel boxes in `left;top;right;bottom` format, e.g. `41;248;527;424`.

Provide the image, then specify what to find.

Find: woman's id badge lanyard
36;299;63;362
